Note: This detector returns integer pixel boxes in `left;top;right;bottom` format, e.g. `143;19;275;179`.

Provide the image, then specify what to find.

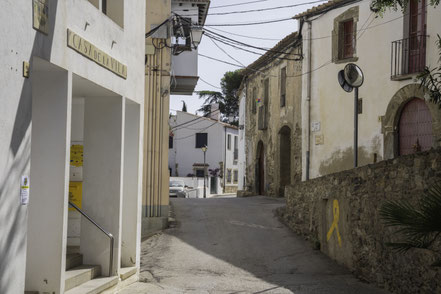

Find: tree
197;70;243;125
380;182;441;267
370;0;439;14
181;100;187;112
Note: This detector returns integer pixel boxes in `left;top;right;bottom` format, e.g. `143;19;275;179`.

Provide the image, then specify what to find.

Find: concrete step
65;265;101;291
64;276;118;294
66;253;83;270
119;267;137;281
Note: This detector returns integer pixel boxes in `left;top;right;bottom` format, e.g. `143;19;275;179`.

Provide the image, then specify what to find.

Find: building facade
240;32;303;197
295;0;441;180
143;0;209;235
169;111;239;194
1;1;145;293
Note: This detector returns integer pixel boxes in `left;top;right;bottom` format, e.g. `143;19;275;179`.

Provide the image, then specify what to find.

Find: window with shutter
280;68;286;107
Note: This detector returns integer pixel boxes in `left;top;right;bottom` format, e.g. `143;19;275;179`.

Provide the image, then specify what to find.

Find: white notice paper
20;175;29;205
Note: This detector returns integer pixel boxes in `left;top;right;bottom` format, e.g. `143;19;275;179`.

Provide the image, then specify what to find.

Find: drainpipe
305;18;312;181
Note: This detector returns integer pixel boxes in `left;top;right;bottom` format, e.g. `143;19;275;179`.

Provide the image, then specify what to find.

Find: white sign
311;121;321;132
20;176;30;205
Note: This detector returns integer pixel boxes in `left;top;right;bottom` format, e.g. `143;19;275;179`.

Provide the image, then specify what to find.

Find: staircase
64;248;118;294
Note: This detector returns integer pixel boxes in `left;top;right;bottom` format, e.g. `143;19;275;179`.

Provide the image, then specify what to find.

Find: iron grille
391;35;428;79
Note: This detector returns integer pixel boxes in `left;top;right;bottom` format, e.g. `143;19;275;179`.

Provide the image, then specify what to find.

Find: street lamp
191;26;204;49
338;63;364;168
201;145;208;198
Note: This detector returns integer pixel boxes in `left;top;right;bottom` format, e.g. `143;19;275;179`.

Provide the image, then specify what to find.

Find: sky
170;0;324;115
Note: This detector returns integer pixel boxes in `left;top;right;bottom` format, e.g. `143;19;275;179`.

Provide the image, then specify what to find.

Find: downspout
305;17;312;181
223;126;226;192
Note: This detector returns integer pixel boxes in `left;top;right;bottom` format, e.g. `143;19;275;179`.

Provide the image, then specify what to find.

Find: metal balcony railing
391;35;428;79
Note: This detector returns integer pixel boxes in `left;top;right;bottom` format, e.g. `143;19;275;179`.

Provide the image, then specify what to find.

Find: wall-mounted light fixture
191;26;203;49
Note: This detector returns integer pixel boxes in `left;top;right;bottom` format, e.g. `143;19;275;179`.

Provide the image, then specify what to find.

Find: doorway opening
279;126;291;197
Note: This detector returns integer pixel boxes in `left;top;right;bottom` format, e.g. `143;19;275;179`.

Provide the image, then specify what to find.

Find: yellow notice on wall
70;144;83;167
69;182;82;211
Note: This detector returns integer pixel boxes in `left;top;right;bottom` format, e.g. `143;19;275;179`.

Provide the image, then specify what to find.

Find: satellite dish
344;63;364;87
338;70;353;92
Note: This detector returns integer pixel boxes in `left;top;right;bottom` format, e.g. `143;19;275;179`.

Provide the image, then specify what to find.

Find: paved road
119;196;388;294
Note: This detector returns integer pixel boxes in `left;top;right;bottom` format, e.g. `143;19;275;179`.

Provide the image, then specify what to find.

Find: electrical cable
210;0;271;9
199;77;222;89
174;0;329;16
206;26;281;41
173;121;219;140
176;14;295;27
171;107;222;130
209;37;246;66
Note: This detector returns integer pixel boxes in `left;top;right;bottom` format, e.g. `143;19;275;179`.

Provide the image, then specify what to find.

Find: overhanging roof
293;0;358;19
172;0;210;26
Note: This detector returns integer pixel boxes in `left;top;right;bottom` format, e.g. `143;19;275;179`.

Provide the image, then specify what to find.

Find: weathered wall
244;45;302;197
283;148;441;294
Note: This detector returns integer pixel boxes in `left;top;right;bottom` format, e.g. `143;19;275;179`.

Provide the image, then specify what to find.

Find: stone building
294;0;441;180
240;32;303;197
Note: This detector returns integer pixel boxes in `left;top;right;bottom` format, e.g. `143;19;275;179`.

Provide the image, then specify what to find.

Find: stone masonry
282;148;441;294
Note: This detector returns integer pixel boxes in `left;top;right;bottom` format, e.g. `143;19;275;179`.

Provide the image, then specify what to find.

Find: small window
169;136;173;149
196;133;208;148
227;134;231;150
280;67;286;107
88;0;124;28
227;169;232;183
340;19;354;59
233;170;238;183
264;78;269;105
233;136;238;160
196;169;205;177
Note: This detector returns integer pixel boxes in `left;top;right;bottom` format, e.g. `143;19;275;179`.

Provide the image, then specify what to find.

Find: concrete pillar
121;99;141;268
26;65;72;294
81;96;123;276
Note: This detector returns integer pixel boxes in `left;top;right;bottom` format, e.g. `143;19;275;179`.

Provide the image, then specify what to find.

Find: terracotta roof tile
293;0;357;19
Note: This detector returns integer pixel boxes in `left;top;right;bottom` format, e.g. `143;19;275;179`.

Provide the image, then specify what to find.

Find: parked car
169;180;187;198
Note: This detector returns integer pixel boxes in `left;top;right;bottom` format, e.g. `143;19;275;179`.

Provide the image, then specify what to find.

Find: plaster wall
224;128;239;190
169;111;225;177
300;1;441;180
238;91;247;191
244;46;303;197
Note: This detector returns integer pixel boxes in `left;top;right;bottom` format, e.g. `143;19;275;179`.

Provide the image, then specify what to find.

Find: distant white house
169;111;239;194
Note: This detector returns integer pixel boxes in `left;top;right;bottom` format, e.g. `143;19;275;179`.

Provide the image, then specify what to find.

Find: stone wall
283;148;441;294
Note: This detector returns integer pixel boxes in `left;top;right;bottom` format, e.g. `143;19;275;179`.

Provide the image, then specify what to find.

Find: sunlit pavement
118;196;388;294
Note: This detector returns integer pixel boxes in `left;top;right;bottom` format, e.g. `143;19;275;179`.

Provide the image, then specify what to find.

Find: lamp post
191;26;204;49
337;63;364;168
201;145;207;198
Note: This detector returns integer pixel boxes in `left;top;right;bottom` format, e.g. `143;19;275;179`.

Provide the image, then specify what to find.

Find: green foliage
370;0;439;14
380;182;441;266
419;35;441;105
197;70;244;124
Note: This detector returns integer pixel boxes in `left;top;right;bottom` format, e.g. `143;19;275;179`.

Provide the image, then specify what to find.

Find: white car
169;180;187;198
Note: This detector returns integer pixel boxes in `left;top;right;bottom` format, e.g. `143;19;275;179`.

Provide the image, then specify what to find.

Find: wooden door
256;145;265;195
399;98;433;155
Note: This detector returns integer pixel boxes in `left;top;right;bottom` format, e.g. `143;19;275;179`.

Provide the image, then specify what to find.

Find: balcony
391;35;428;80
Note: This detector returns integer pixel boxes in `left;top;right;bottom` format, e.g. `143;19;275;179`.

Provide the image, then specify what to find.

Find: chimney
210;103;221;121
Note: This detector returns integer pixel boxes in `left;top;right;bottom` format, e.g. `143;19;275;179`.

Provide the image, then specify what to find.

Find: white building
238;89;247;191
169;111;239;194
295;0;441;180
1;1;145;293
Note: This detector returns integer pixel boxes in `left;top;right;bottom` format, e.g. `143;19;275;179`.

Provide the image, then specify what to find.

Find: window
196;169;205;177
88;0;124;28
195;133;208;148
233;136;238;160
280;67;286;107
258;79;269;130
340;19;354;59
227;134;231;150
331;6;358;63
233;170;238;184
226;169;232;183
169;136;173;149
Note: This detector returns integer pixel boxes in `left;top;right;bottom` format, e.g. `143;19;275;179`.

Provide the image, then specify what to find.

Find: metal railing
391;35;428;79
68;201;114;277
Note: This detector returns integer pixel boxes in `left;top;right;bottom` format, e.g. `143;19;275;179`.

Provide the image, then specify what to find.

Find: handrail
68;201;114;277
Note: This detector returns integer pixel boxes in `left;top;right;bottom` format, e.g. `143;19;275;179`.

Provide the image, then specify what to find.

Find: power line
199;77;222;89
210;0;271;9
199;16;295;27
175;0;328;16
209;37;246;66
207;27;281;41
173;121;219;140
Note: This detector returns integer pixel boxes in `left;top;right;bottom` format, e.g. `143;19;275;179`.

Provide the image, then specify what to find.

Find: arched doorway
279;126;291;196
256;141;264;195
399;98;433;155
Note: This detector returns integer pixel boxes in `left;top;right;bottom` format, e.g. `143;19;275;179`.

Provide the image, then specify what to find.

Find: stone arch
382;83;441;159
278;126;291;196
256;141;265;195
